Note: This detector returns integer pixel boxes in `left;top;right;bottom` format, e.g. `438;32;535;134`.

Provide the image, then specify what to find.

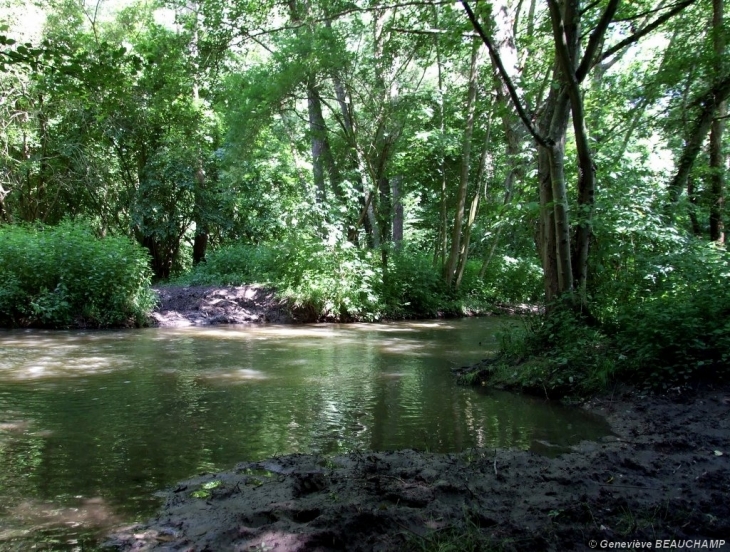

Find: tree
462;0;698;310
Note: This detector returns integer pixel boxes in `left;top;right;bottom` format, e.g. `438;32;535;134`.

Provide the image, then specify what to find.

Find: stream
0;317;611;550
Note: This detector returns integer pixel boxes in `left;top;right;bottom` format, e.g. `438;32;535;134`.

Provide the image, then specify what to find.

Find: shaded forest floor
106;384;730;552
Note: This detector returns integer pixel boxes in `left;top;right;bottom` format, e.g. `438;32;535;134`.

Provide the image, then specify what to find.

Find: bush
482;240;730;398
611;242;730;388
180;243;278;286
490;301;616;398
0;222;156;328
478;254;543;304
384;251;448;317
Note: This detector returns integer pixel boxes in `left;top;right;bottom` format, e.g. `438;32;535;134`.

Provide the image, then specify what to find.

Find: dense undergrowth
461;238;730;398
0;222;155;328
172;236;542;321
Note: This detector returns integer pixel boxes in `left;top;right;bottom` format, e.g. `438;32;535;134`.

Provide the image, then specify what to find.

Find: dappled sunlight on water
0;317;611;549
200;368;270;382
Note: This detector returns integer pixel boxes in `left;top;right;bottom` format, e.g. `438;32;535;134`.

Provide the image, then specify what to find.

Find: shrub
383;250;447;317
0;222;156;328
611;242;730;388
479;254;543;304
491;301;616;398
180;243;278;285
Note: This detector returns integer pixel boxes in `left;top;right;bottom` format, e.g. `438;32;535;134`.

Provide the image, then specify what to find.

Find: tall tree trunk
479;0;530;279
444;39;480;286
433;9;448;268
548;0;600;308
192;166;208;265
307;78;328;204
709;0;726;243
332;72;366;243
537;81;572;303
456;112;492;289
307;80;342;206
688;178;703;236
189;4;208;265
548;141;574;295
392;176;403;249
463;0;692;308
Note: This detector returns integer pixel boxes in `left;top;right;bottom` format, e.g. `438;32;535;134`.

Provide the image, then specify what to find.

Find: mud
106;384;730;551
150;285;292;327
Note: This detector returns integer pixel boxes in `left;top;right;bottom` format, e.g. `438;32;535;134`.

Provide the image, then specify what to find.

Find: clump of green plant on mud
461;301;616;399
0;221;155;328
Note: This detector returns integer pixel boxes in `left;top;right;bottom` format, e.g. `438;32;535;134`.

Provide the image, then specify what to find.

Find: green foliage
477;255;543;304
611;241;730;388
180;242;278;285
486;241;730;397
177;237;384;320
273;238;384;321
384;250;448;317
493;302;616;398
177;240;506;321
0;222;155;327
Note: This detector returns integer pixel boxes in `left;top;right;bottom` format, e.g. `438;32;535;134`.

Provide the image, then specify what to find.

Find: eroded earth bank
149;285;293;326
107;385;730;552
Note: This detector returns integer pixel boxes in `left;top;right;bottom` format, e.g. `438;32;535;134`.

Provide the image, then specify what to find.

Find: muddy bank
149;285;293;327
149;284;536;327
107;385;729;551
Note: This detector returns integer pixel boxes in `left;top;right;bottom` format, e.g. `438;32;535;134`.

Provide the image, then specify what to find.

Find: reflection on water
0;318;611;549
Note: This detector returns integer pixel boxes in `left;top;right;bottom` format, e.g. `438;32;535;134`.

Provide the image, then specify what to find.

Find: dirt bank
149;285;293;327
106;384;729;551
148;285;537;327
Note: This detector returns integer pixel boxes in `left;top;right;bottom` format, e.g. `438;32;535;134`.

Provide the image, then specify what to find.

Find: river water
0;317;610;549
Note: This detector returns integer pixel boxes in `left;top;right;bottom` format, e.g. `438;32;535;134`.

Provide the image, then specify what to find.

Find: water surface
0;318;610;549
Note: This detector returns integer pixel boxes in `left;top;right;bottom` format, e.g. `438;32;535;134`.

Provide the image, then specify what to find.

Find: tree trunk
392;176;403;249
192;166;208;265
444;39;480;286
189;4;208;265
307;79;328;204
548;142;574;296
433;11;448;268
548;0;598;308
709;0;726;243
537;81;572;303
456;112;492;289
688;178;703;236
709;105;726;242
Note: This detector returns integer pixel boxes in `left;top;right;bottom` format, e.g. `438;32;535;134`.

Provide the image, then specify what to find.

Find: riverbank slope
149;285;293;326
107;384;729;551
150;284;536;326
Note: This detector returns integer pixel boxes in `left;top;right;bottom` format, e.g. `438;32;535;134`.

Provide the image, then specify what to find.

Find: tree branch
460;0;549;147
576;0;620;82
390;27;478;37
667;73;730;205
246;0;453;38
596;0;697;67
612;0;689;22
